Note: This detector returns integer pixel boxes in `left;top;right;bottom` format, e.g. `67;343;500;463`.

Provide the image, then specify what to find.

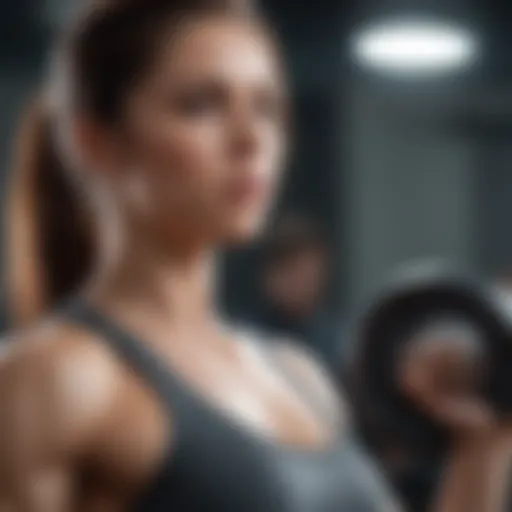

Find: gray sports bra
64;300;397;511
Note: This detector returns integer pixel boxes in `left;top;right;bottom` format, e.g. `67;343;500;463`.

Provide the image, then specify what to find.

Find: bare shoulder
273;338;348;425
0;318;121;455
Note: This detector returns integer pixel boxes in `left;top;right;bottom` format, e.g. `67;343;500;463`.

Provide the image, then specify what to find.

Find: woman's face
104;15;287;247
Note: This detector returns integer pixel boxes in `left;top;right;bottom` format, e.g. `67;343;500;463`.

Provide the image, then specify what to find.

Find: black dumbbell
350;262;512;456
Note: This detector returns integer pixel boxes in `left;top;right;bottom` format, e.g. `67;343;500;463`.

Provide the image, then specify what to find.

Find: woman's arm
431;433;512;512
0;329;113;510
278;340;512;512
401;331;512;512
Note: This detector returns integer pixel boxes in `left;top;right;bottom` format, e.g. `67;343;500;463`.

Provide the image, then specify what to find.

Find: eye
173;84;226;117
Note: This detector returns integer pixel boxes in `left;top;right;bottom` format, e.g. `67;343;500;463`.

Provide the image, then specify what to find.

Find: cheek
146;120;222;180
129;119;227;210
122;112;287;241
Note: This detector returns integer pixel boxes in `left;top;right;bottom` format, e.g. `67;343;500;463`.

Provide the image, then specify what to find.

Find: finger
433;397;497;435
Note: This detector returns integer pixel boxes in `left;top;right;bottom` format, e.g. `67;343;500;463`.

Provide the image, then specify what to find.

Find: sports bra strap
60;298;193;415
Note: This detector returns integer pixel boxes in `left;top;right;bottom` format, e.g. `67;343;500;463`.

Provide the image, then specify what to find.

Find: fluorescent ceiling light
351;19;479;77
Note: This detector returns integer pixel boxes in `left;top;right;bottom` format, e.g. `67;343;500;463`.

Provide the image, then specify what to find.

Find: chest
87;397;390;512
85;355;330;505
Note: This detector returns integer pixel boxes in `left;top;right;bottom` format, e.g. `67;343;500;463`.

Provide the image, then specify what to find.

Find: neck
88;221;218;327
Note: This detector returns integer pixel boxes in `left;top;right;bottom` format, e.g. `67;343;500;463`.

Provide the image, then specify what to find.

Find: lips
225;174;269;205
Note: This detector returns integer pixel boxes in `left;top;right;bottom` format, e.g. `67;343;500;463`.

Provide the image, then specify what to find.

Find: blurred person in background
1;0;512;510
242;214;344;375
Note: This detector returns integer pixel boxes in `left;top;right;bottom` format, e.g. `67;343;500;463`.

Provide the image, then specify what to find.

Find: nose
229;108;261;161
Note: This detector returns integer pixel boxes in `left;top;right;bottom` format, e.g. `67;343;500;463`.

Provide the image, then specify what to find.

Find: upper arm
0;344;72;510
0;328;115;510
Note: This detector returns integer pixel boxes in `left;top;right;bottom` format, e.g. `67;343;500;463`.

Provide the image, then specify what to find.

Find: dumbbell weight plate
351;264;512;455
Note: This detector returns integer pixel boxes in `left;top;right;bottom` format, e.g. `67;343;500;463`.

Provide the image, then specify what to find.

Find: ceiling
1;0;510;79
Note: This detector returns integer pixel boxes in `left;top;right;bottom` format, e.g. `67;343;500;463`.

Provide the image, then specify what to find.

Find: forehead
146;17;281;87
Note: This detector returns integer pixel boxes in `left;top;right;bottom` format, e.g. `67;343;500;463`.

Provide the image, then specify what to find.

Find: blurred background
2;0;512;509
4;0;512;316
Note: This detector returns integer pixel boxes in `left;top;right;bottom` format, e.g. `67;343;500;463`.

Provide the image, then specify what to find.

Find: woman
1;0;511;510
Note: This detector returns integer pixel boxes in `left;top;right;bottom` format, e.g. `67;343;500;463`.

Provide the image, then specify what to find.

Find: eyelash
178;93;221;116
173;89;283;121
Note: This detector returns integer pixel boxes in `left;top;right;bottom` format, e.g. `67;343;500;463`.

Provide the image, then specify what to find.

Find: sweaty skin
0;316;345;511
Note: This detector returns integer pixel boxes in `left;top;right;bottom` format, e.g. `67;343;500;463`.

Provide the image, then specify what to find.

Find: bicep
0;465;75;512
0;379;72;509
0;347;89;511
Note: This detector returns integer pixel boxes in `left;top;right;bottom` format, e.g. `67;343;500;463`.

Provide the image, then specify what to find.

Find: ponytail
5;0;259;327
5;99;95;327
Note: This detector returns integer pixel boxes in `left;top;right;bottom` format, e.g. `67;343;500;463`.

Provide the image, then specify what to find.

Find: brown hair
5;0;254;327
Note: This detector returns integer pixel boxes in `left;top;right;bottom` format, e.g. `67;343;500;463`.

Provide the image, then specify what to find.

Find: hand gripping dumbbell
350;262;512;456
